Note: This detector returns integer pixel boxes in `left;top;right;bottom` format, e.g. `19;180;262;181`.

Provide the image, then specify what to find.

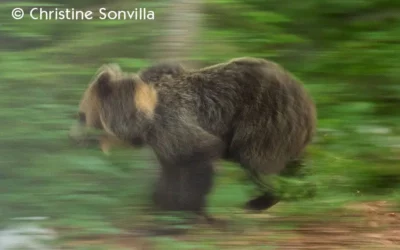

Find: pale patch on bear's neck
134;78;158;119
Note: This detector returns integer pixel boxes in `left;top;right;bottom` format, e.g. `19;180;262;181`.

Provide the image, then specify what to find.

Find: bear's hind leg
244;191;280;211
242;158;307;211
236;152;284;211
242;167;280;211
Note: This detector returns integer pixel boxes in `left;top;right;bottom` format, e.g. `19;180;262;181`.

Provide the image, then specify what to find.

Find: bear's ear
96;70;112;97
94;64;122;97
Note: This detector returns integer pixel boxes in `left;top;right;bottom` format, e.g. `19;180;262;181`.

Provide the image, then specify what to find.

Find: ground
59;200;400;250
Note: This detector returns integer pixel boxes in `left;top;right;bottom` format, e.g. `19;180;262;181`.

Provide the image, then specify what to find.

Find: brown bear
69;57;317;220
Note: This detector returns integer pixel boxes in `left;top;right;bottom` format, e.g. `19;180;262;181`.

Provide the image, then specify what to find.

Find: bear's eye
78;112;86;124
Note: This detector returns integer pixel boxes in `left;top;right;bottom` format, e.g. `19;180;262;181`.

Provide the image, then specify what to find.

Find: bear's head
69;64;158;154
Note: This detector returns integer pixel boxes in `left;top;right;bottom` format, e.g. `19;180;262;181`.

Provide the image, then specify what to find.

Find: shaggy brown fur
138;61;186;83
70;57;317;217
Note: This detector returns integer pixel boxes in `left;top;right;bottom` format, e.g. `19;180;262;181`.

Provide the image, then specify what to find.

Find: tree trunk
152;0;203;67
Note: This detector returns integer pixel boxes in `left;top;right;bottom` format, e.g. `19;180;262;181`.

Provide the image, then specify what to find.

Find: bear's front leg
152;159;214;216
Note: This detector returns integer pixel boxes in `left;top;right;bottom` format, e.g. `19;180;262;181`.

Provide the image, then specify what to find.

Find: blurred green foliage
0;0;399;248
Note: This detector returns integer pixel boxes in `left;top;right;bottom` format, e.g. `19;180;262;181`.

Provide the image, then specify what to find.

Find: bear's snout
68;122;97;147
